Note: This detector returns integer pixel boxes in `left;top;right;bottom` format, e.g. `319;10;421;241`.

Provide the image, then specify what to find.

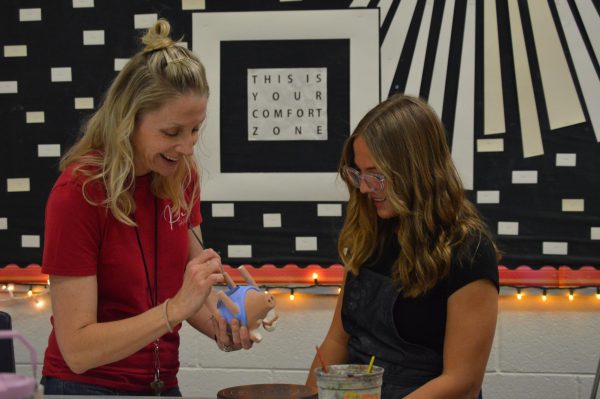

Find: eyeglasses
343;166;385;193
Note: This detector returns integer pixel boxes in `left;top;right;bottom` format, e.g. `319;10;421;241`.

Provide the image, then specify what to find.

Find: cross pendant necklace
134;197;165;395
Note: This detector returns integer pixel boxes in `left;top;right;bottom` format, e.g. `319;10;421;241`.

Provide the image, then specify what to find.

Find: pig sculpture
216;266;278;342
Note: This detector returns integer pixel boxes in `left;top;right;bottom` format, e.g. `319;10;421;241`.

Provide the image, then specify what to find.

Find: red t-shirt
41;164;201;393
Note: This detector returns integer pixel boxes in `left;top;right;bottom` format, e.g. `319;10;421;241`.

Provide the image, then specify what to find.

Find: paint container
315;364;383;399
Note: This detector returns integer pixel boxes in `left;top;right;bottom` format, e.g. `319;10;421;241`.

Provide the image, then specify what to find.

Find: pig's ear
238;265;259;288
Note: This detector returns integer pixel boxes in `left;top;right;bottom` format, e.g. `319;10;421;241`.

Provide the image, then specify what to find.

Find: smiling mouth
161;154;178;163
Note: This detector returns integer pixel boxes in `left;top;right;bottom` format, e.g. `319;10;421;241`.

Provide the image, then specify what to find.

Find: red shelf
1;264;599;287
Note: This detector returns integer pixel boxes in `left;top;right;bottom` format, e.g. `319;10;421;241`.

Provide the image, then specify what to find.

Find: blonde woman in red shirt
41;19;250;396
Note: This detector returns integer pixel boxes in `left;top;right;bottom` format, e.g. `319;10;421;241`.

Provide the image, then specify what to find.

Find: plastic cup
315;364;384;399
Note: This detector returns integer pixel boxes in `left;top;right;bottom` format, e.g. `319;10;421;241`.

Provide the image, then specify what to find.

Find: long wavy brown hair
60;19;208;226
338;94;499;297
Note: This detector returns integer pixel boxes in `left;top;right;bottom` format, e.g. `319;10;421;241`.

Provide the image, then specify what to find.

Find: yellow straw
367;355;375;373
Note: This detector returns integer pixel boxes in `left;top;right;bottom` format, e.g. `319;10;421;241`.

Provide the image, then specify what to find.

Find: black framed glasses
343;166;385;193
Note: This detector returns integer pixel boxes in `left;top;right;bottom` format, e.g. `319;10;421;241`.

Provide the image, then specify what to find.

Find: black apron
342;267;443;398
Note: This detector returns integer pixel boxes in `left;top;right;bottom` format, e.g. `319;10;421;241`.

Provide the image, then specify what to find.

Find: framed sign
192;9;380;201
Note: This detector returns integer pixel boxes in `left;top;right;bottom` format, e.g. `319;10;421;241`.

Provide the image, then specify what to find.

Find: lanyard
134;196;159;308
133;196;164;395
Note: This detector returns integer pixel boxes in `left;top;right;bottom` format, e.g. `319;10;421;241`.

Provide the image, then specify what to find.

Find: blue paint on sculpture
217;285;261;326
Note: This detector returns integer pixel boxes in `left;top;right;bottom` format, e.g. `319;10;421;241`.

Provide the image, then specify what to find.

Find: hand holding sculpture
216;266;278;342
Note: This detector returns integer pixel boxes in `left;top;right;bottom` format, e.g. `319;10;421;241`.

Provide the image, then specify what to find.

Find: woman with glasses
307;94;499;398
40;19;252;396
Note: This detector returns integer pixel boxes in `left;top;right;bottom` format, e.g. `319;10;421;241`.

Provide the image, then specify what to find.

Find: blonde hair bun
142;18;176;52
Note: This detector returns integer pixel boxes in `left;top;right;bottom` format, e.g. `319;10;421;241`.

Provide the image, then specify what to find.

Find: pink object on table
0;330;38;399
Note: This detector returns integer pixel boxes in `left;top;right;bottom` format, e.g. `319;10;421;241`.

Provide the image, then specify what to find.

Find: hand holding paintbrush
315;345;329;373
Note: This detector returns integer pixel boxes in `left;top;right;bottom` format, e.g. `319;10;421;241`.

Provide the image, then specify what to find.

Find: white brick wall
5;293;600;398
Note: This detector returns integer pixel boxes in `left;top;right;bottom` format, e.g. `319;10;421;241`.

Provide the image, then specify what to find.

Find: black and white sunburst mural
1;0;598;271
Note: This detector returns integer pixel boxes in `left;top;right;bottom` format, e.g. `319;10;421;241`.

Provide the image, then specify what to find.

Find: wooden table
46;383;318;399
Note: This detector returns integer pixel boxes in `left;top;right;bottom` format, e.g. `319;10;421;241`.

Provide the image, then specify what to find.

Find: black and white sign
248;67;327;141
193;9;380;201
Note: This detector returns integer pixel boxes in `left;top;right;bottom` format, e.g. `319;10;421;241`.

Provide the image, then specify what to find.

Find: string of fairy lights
2;272;599;309
0;282;49;309
504;285;600;302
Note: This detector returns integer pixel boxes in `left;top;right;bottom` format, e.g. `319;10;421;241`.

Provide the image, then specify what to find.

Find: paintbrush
367;355;375;373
